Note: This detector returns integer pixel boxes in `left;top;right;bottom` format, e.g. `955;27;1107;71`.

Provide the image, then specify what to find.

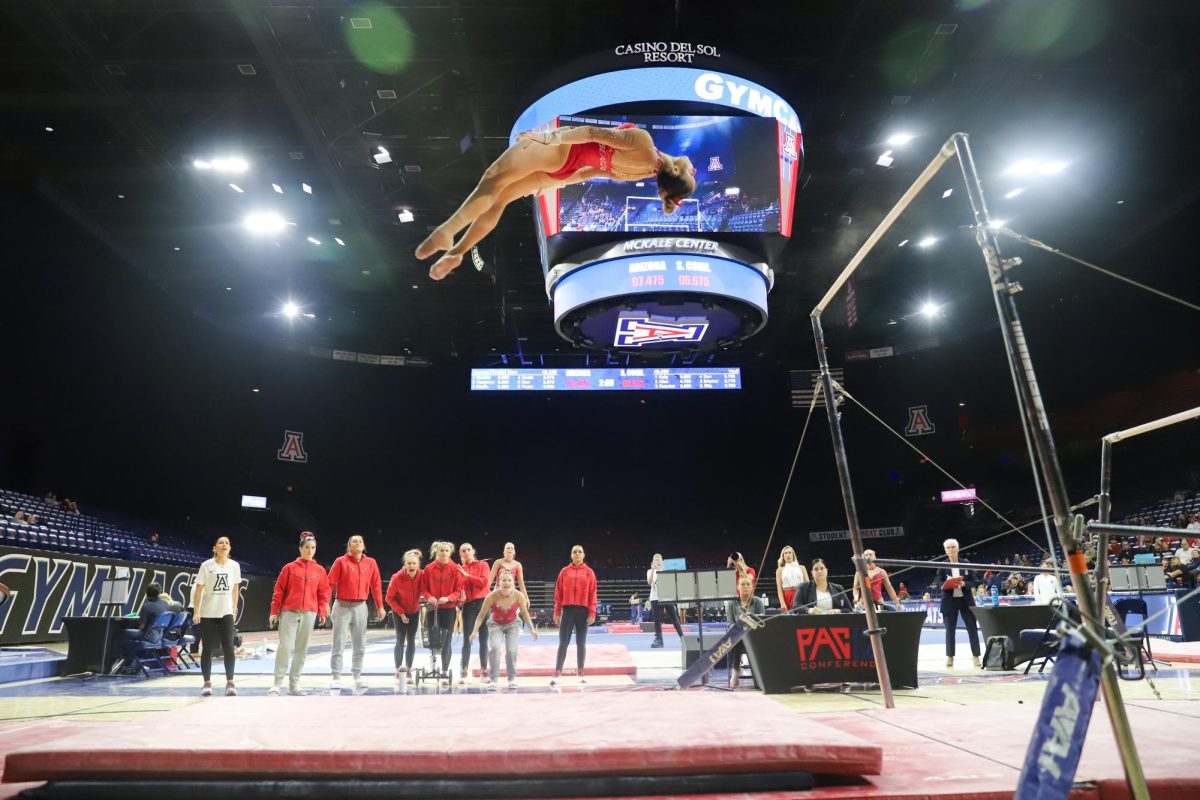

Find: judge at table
790;559;853;614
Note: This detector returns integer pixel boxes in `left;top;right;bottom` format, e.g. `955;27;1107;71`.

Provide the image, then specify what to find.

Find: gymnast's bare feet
415;228;453;260
429;253;463;280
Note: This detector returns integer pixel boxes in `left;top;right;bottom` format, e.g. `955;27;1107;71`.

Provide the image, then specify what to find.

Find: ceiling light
211;157;248;173
272;183;283;194
193;159;211;169
302;312;317;319
252;388;260;393
243;212;287;234
411;284;419;289
1005;159;1068;177
397;209;415;223
919;301;940;318
117;194;125;199
306;236;321;245
282;302;300;319
225;287;232;291
942;188;953;198
917;236;938;248
898;239;909;247
1004;187;1025;199
374;151;392;165
302;183;312;194
228;183;244;193
876;150;894;167
44;126;54;132
988;219;1006;230
334;237;345;246
886;133;914;146
173;247;181;251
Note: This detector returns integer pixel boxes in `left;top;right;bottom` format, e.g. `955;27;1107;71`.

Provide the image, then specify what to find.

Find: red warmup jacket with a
460;559;491;603
271;558;331;617
386;569;423;616
328;553;384;607
421;560;465;608
554;562;598;617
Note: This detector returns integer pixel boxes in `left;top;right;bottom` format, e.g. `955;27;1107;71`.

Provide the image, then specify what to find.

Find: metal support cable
996;227;1200;314
835;383;1045;551
755;386;822;584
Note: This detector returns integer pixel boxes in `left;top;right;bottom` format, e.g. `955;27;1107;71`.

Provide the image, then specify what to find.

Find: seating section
0;487;209;568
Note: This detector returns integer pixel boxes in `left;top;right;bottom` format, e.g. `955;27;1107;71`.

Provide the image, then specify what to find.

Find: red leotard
545;123;638;180
491;598;519;625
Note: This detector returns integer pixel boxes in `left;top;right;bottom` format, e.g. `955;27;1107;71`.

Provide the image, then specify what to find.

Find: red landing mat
605;622;643;633
2;693;880;784
470;643;636;677
1147;638;1200;663
809;700;1200;800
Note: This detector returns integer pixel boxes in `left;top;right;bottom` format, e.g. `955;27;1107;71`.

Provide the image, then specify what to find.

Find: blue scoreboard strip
470;367;742;392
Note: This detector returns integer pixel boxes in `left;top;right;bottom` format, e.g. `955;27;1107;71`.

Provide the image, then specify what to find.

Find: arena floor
1;627;1198;797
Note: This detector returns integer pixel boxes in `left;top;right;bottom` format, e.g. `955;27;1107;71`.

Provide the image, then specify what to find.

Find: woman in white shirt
191;536;242;697
775;546;809;611
1031;560;1065;605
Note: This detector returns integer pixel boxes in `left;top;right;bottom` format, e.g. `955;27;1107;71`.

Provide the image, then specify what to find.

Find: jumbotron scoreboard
511;57;802;354
470;367;741;392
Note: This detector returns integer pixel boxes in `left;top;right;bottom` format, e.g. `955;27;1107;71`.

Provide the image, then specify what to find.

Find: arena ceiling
3;0;1198;380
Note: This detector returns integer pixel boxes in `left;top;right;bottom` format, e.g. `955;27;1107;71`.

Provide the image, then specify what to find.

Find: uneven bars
1104;406;1200;443
811;134;962;316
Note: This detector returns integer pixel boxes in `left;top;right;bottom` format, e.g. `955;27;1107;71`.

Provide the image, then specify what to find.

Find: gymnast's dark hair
656;161;695;215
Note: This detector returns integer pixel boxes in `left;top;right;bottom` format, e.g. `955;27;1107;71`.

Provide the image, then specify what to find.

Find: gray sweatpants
488;619;520;683
330;599;368;681
274;609;316;689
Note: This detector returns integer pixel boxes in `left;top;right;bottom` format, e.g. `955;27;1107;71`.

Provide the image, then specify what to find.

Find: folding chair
132;611;180;677
162;611;199;670
1021;598;1079;675
1113;597;1169;671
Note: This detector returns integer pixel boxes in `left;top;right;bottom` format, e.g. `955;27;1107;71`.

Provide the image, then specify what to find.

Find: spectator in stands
775;545;809;611
1185;551;1200;590
851;549;900;611
647;553;682;648
418;124;697;280
629;591;642;624
1188;514;1200;532
12;510;38;525
149;532;160;547
43;492;57;506
268;533;330;696
1174;539;1197;564
328;535;385;695
60;498;79;514
468;568;537;690
552;545;597;686
1004;573;1028;596
386;549;423;686
725;574;765;687
727;551;756;588
940;538;981;669
421;540;464;684
790;559;852;614
1164;556;1187;587
489;541;528;595
119;582;172;672
192;536;242;697
896;583;911;601
456;542;492;684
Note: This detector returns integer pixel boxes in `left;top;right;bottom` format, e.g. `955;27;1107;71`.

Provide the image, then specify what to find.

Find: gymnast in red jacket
415;123;697;280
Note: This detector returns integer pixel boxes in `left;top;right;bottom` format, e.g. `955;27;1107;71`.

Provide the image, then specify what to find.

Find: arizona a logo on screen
614;313;709;347
277;430;308;463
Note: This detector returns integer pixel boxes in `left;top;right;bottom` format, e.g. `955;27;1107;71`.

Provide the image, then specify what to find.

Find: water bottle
990;585;1000;607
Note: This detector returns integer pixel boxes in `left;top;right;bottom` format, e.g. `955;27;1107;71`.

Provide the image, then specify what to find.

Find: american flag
789;368;844;408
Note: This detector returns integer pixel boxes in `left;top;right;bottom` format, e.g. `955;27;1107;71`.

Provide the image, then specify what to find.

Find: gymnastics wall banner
0;546;273;645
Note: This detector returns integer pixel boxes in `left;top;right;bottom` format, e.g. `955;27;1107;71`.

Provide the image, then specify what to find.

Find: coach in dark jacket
939;538;981;668
790;559;853;614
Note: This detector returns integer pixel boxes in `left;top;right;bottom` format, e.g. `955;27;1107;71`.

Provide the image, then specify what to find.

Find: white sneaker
578;673;587;685
354;682;369;696
268;686;280;696
487;682;498;692
329;678;342;693
507;679;518;690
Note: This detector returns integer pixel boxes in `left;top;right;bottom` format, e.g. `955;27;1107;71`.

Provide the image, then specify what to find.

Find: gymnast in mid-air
415;123;698;280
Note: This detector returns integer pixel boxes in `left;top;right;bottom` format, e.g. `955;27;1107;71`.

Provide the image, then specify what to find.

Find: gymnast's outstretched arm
521;125;652;152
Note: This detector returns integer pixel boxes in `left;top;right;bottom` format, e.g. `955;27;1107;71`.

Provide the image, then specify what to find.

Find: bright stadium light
193;159;212;170
876;150;894;167
917;236;938;248
306;236;321;245
397;209;415;223
886;132;914;146
243;212;287;234
919;301;940;318
1004;187;1025;199
1005;159;1068;177
988;219;1007;230
282;302;300;319
212;156;249;173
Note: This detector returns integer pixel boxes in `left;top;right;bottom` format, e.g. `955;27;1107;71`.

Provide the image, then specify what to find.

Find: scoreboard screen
470;367;741;392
